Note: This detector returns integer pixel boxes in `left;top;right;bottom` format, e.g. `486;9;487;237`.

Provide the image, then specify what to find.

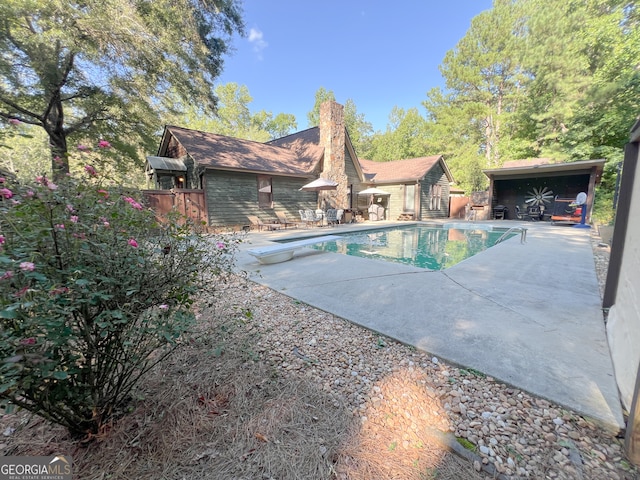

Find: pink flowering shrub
0;167;241;436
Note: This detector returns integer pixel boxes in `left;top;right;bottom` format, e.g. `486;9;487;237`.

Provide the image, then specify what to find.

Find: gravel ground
1;229;634;479
215;229;638;479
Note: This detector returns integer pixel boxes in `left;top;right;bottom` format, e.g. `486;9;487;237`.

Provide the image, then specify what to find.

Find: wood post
626;361;640;466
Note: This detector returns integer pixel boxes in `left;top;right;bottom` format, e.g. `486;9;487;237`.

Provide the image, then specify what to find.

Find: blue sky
217;0;494;133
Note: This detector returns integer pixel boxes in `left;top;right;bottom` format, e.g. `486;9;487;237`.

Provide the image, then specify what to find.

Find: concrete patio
233;220;624;433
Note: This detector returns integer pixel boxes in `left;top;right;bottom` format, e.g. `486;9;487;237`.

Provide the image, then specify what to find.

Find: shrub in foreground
0;166;239;436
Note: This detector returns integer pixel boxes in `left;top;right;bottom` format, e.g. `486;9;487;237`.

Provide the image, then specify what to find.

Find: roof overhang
483;159;605;181
201;165;315;179
146;156;187;172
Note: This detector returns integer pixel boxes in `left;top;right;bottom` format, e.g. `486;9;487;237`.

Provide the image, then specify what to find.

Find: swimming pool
306;223;516;270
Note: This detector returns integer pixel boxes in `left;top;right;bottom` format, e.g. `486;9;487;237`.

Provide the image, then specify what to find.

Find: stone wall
319;101;349;209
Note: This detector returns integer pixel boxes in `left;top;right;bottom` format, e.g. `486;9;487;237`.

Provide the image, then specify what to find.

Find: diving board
247;235;341;264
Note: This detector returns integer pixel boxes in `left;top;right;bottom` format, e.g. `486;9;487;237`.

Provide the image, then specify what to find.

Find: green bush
0;161;240;436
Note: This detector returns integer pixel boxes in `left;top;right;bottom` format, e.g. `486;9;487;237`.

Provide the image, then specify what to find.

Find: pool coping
278;222;525;270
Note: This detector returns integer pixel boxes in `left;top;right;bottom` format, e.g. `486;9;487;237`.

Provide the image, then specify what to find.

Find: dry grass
0;279;487;479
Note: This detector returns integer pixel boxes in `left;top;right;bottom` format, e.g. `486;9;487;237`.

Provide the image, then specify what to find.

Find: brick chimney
319;101;349;209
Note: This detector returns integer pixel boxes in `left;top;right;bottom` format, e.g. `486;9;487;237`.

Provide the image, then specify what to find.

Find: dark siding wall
344;148;364;210
493;174;590;220
203;170;317;226
272;176;317;221
419;164;450;220
184;155;199;189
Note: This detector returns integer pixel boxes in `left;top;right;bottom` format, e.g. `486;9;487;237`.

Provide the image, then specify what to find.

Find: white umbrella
299;178;338;191
358;187;391;195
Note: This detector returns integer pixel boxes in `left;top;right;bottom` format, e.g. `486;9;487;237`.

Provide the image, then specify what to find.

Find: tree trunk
44;90;70;180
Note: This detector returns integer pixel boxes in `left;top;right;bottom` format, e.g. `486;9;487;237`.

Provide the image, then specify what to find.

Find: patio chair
247;215;282;231
275;211;297;229
515;205;527;220
326;209;340;226
336;209;344;224
302;209;322;227
527;205;542;221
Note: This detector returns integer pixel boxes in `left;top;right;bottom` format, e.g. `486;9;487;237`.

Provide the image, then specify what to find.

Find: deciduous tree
179;83;297;141
0;0;244;178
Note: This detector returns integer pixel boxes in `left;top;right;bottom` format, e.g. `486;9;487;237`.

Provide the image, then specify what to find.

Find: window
404;184;415;212
429;184;442;210
257;175;273;208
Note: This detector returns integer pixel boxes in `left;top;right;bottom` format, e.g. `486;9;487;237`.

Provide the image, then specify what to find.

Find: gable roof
158;126;322;177
359;156;452;183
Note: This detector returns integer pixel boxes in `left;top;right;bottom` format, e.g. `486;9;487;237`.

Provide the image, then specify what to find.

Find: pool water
307;224;515;270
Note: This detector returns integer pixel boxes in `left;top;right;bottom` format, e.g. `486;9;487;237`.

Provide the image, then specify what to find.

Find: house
482;158;605;222
359;156;453;221
145;101;453;227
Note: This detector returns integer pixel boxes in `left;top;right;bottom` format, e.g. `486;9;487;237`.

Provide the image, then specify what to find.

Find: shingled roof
360;156;452;183
501;158;556;169
159;126;323;177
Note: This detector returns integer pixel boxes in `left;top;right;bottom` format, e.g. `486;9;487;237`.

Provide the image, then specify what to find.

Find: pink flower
216;242;225;249
84;165;97;176
54;156;63;165
123;196;143;210
98;140;111;148
128;238;138;248
97;189;109;199
19;337;36;345
19;262;35;271
47;182;58;190
1;271;14;280
8;118;21;125
0;188;13;199
77;144;89;151
50;286;69;296
103;221;110;227
70;215;79;223
159;304;169;310
14;286;29;298
0;177;5;183
55;224;65;230
26;190;35;198
72;233;86;239
66;204;75;212
0;235;5;245
35;176;44;184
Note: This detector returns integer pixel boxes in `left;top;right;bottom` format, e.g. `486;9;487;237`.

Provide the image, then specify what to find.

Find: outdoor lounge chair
275;211;297;229
247;215;282;231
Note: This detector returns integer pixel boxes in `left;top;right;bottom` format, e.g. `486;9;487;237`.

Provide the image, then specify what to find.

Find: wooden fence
142;189;207;226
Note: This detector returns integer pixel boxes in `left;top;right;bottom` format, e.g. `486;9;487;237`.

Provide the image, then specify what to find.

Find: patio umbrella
358;187;391;196
299;177;338;191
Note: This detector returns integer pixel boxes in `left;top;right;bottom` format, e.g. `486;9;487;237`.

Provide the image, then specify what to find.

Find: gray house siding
419;164;450;220
203;170;316;226
345;148;365;210
272;176;317;222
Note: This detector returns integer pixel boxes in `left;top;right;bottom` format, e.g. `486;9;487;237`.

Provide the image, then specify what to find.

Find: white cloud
248;28;268;59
